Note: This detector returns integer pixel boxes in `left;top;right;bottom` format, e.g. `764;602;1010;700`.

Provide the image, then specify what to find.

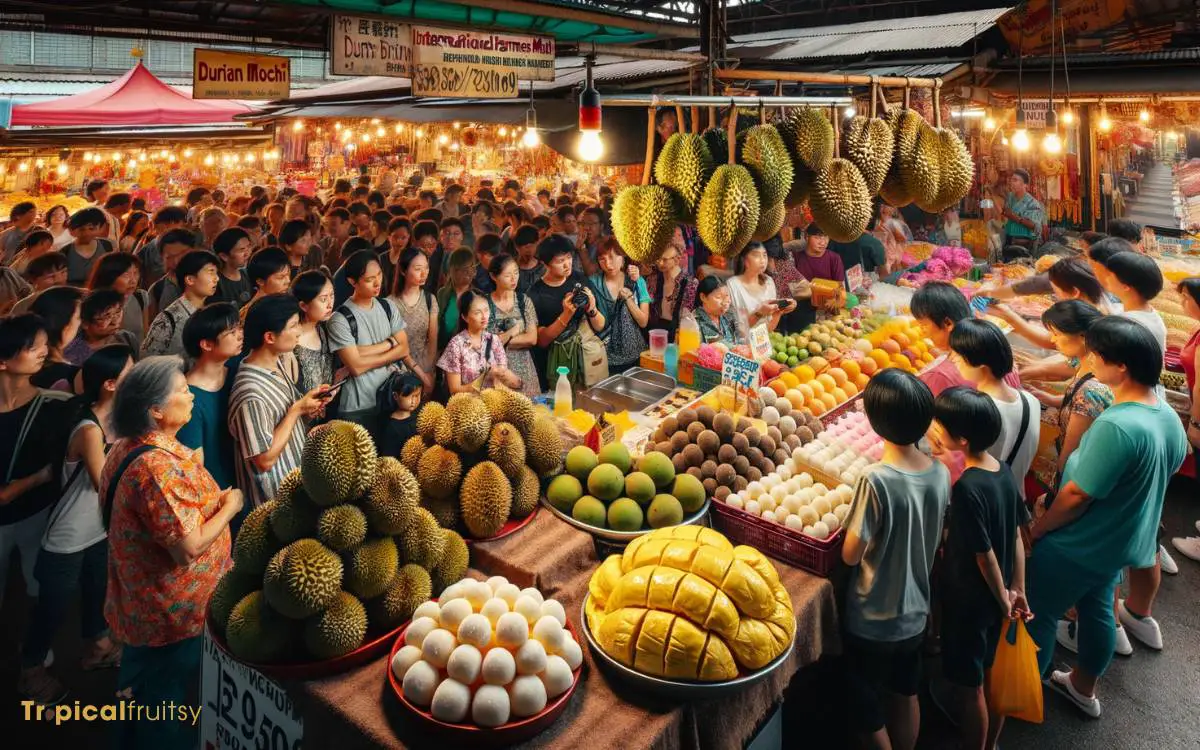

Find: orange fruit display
860;358;878;376
807;399;826;416
794;365;816;383
880;339;901;355
831;387;849;403
779;372;800;389
840;359;861;379
841;381;859;397
796;383;816;402
820;392;838;410
853;373;870;390
786;390;807;411
816;373;837;393
828;367;848;386
808;356;829;373
769;379;788;397
893;332;911;348
869;349;890;369
891;354;913;370
807;378;826;397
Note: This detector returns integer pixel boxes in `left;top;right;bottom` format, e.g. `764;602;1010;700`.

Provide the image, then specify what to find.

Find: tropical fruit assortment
211;421;469;663
401;389;563;539
545;443;701;532
391;576;582;726
585;526;795;680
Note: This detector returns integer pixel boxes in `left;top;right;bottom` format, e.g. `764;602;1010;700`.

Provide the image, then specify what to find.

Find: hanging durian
905;123;943;211
697;165;761;258
880;109;923;207
702;127;730;166
930;127;974;212
842;116;894;195
810;159;872;242
654;133;714;221
738;125;793;208
610;185;679;264
752;202;787;242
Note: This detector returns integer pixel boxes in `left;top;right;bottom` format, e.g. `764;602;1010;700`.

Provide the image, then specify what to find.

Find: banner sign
200;629;303;750
193;50;290;100
998;0;1127;54
409;26;555;98
331;14;412;77
1018;99;1050;130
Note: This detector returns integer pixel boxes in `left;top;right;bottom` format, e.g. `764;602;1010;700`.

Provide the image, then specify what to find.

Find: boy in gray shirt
841;368;950;750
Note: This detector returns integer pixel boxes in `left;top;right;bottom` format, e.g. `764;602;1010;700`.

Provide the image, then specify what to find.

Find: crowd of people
0;167;1197;750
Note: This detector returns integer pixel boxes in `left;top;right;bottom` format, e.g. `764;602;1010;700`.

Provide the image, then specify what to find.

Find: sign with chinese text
193;50;290;100
410;26;555;98
331;14;412;77
1018;99;1050;130
845;264;865;293
200;629;303;750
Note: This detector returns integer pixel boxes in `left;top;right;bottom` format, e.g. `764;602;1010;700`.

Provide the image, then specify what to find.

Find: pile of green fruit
545;443;705;532
210;421;470;665
770;318;866;365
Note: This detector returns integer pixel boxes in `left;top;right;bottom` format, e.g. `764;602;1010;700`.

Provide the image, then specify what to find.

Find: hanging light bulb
1012;108;1029;151
83;151;93;161
438;133;449;145
376;126;385;137
415;128;425;138
168;152;178;162
35;158;45;168
1061;108;1075;125
1098;102;1112;132
498;126;508;137
577;130;604;162
523;127;541;148
19;162;29;172
292;120;304;132
1001;135;1009;146
1139;108;1150;123
244;152;255;163
159;149;168;159
361;132;371;143
127;158;138;169
394;123;403;134
204;154;215;166
56;163;68;176
334;122;343;131
450;141;460;152
346;142;356;152
577;56;603;162
984;116;997;130
341;128;353;142
1042;109;1061;153
184;148;194;158
111;152;122;161
453;121;461;129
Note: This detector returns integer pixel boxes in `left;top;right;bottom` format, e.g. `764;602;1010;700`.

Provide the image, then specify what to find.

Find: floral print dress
487;295;541;397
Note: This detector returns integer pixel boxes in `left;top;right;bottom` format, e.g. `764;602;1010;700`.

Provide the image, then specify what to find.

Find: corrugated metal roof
708;7;1012;60
833;62;964;78
996;47;1200;67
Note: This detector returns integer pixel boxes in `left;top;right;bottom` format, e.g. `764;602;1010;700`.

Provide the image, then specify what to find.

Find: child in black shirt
931;386;1031;750
378;374;423;459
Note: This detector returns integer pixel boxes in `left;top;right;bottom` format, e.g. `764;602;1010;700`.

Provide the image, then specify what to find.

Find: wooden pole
642;107;656;185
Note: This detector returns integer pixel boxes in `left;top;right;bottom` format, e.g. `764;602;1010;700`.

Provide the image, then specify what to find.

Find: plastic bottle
664;343;679;380
677;312;700;357
553;366;573;416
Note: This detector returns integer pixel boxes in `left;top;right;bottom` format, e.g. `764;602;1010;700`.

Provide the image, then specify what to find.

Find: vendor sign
200;629;303;750
331;14;412;77
193;50;290;100
410;26;555;98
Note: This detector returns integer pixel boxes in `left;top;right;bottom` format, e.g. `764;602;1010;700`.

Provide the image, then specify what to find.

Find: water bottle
553;366;573;416
664;343;679;380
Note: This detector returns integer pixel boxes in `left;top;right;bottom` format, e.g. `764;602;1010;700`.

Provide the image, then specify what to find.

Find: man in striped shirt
228;294;329;507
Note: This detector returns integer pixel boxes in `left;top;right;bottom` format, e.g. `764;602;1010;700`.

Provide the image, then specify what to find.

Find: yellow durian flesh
607;565;740;642
597;606;647;665
699;634;739;681
633;609;674;676
589;554;625;609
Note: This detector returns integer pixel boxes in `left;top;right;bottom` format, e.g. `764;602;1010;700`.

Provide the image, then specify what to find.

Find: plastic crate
676;358;724;392
710;501;844;577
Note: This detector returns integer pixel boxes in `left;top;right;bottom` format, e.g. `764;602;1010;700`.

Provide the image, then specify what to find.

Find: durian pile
210;421;470;664
400;389;564;540
585;526;795;681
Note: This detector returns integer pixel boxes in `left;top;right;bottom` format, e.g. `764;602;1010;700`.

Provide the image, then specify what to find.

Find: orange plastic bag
986;618;1043;723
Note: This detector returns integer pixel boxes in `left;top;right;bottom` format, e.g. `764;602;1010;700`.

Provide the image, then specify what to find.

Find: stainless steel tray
584;370;677;414
580;594;797;700
539;495;710;543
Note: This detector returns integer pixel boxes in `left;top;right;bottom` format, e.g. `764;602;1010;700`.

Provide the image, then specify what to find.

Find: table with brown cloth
285;516;841;750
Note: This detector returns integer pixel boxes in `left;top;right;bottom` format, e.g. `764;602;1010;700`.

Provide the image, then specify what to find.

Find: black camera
571;282;588;308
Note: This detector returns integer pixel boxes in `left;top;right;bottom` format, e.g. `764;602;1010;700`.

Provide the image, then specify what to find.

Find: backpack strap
5;392;46;483
102;444;159;530
336;303;359;340
1004;393;1032;468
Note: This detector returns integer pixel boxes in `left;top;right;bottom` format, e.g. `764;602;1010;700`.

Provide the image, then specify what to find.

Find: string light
184;148;193;158
244;152;255;163
56;163;68;176
394;124;403;134
83;151;93;161
341;129;353;142
415;128;425;138
346;142;356;152
34;159;45;168
375;126;385;137
334;122;343;131
158;149;168;159
112;152;122;161
127;158;138;169
361;132;371;143
293;120;303;132
499;126;508;136
438;133;449;145
204;154;214;166
1139;108;1150;123
18;162;29;172
1061;109;1075;125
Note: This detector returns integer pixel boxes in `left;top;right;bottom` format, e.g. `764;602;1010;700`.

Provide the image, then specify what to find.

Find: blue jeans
1025;544;1119;678
113;636;202;750
21;539;109;669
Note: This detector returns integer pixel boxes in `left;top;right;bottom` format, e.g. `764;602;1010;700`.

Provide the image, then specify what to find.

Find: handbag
987;618;1044;723
546;329;584;388
602;296;647;369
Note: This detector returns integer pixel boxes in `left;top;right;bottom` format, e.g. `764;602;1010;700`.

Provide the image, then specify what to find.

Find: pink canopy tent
9;62;252;127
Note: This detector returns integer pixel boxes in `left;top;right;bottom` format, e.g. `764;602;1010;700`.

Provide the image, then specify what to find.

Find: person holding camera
726;242;796;342
487;254;541;397
589;239;650;373
531;234;608;390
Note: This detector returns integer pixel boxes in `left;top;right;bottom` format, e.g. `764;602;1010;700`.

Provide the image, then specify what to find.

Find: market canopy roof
8;62;252;127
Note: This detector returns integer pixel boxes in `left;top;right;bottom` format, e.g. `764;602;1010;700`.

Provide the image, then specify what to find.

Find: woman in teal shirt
1027;317;1187;717
692;276;738;346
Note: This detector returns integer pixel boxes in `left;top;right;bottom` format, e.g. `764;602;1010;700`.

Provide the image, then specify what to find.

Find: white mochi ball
464;580;492;611
412;601;441;624
471;684;511;727
726;495;744;510
759;386;778;406
405;617;439;649
486;575;510;593
509;674;548;718
762;405;780;425
390;645;423;682
556;634;583;670
808;521;831;540
834;504;851;522
402;660;440;707
540;655;574;698
494;583;522;607
532;615;565;652
515;638;548;675
797;506;820;527
785;514;805;531
822;513;842;533
495;612;530;649
481;597;510;625
421;629;457;669
779;415;797;437
540;599;567;627
745;500;761;516
770;484;788;502
456;613;493;649
438;598;473;634
812;497;832;516
514;595;543;624
746;481;764;499
446;644;483;684
776;465;793;482
431;678;471;723
481;646;517;686
439;582;466;602
519;587;544;604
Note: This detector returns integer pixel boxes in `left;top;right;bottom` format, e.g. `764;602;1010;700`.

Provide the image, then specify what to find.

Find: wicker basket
710;501;844;577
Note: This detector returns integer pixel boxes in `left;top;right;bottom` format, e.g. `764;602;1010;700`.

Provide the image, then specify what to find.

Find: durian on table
211;420;470;664
585;526;795;681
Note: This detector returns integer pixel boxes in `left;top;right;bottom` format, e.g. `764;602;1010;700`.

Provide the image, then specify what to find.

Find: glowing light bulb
361;132;371;143
1001;135;1009;146
1099;114;1112;132
1012;128;1030;151
394;124;403;134
168;152;178;162
83;151;93;161
112;152;122;161
438;133;449;145
499;126;508;136
341;129;353;142
1043;131;1062;154
1139;109;1150;122
376;126;385;137
1061;110;1075;125
415;128;425;138
523;127;541;148
453;121;461;129
204;154;214;166
35;159;45;168
346;142;356;152
184;148;193;158
577;130;604;162
334;122;343;131
128;159;138;168
244;152;255;163
843;105;856;118
450;142;460;151
56;163;68;176
292;120;303;132
18;162;29;172
159;149;168;159
370;118;381;125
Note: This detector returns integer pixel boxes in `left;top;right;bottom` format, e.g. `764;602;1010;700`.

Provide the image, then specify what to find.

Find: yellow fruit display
586;527;794;680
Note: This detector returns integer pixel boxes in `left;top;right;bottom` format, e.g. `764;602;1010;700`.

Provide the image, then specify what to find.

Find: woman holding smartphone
726;242;796;342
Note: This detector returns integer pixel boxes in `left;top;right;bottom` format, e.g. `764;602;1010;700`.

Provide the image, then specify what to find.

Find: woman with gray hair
101;355;242;749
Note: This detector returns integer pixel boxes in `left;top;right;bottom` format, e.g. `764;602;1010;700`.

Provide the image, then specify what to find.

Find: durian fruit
399;435;427;474
654;133;714;220
398;508;447;568
459;461;513;538
778;108;834;175
417;445;462;499
363;456;420;535
209;568;261;637
421;492;459;529
369;564;432;630
904;123;942;210
446;393;492;453
752;202;786;243
610;185;678;264
304;591;367;659
270;470;320;543
702;127;730;166
810;159;873;242
488;422;526;479
263;539;345;619
698;164;760;258
738;125;793;208
931;127;974;212
344;536;400;600
316;505;368;551
842;116;894;194
880;109;923;207
226;591;293;663
525;417;564;477
485;388;536;435
416;402;445;443
233;501;282;575
511;466;540;520
430;531;469;592
434;414;455;448
301;421;377;506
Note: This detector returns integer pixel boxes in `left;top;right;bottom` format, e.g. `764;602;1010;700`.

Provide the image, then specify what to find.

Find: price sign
409;26;555;98
200;629;303;750
845;264;865;293
721;351;761;392
748;323;773;362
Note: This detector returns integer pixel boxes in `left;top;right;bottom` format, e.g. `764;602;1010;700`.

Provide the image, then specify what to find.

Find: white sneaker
1175;536;1200;562
1047;670;1102;718
1194;520;1200;535
1159;544;1179;575
44;649;53;668
1114;626;1134;657
1118;599;1163;650
1056;619;1078;653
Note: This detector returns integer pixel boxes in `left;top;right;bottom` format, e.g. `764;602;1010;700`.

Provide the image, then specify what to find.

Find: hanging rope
934;80;942;129
869;77;878;119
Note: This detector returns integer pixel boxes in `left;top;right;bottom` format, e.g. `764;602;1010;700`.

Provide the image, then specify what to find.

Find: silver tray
539;495;711;543
579;594;797;700
581;369;678;414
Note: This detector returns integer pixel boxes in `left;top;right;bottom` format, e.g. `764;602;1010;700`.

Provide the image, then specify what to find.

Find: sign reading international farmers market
331;14;412;77
193;49;290;100
410;26;555;98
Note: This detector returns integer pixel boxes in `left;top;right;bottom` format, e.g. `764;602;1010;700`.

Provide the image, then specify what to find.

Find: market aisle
1124;163;1180;231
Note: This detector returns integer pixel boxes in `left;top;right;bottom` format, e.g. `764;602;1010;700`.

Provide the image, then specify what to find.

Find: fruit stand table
284;517;841;749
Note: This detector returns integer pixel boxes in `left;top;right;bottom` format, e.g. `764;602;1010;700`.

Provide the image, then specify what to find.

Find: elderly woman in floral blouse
102;355;242;749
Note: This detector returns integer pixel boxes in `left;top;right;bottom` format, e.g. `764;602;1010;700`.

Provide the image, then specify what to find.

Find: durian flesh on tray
586;526;795;681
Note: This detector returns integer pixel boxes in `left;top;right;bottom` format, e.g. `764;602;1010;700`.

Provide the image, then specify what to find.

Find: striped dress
228;358;306;507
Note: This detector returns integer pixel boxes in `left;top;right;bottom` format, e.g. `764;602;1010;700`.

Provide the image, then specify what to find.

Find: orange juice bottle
677;313;701;357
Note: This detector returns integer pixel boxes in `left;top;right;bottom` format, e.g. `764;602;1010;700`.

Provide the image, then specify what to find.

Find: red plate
206;608;406;681
465;507;539;545
386;612;583;747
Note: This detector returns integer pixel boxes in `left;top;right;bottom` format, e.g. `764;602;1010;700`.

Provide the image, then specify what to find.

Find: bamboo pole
642;107;656;185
